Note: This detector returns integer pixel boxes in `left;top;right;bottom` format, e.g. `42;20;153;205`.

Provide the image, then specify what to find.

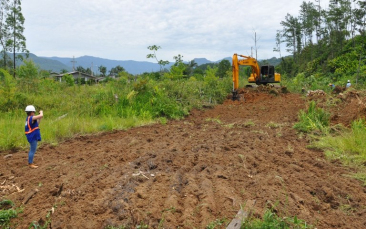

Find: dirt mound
1;89;366;228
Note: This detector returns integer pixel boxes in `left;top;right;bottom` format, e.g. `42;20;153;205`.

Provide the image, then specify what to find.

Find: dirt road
1;88;366;228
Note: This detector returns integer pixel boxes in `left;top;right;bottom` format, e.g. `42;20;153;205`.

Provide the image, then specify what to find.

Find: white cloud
22;0;330;62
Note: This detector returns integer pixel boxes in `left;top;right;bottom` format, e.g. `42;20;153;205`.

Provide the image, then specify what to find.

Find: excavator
232;53;281;100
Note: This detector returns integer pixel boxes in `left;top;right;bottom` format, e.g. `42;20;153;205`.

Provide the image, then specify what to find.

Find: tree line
276;0;366;78
0;0;27;77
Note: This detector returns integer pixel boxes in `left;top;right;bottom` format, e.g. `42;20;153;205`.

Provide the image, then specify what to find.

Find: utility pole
71;56;77;71
255;32;257;60
91;62;94;76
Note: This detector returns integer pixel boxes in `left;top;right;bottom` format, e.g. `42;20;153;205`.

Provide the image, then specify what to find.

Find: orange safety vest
25;116;39;134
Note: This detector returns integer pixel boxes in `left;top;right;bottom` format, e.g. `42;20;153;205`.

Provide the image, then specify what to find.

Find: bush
293;101;330;134
0;67;233;150
0;199;19;228
242;208;311;229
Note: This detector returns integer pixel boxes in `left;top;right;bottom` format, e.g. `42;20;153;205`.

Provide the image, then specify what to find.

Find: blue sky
22;0;330;62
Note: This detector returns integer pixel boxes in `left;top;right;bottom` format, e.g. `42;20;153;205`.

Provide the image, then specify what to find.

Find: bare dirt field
2;88;366;228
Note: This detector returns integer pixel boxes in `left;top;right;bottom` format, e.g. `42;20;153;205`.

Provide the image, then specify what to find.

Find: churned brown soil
1;88;366;229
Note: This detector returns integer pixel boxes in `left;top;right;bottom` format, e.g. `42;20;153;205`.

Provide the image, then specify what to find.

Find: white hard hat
25;105;36;112
347;80;350;82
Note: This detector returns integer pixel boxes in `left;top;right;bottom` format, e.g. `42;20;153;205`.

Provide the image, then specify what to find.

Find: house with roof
51;71;106;83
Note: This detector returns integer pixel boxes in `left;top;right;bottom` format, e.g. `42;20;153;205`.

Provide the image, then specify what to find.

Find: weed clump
0;199;20;228
293;101;330;134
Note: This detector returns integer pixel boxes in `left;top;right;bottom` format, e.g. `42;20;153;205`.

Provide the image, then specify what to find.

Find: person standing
24;105;43;168
346;80;351;88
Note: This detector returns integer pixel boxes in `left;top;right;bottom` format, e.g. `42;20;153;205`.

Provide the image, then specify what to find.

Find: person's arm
33;110;43;123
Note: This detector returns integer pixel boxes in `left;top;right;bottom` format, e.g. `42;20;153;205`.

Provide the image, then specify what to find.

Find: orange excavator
232;53;281;100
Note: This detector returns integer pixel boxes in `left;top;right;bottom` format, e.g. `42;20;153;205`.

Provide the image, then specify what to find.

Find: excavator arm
232;53;260;91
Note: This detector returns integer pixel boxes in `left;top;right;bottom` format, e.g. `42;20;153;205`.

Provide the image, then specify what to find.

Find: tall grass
309;119;366;185
293;101;330;134
313;119;366;165
0;70;232;150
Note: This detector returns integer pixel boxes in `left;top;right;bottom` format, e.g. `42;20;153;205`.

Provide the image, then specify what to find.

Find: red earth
1;87;366;228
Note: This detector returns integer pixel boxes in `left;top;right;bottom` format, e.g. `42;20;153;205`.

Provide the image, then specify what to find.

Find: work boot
28;163;38;169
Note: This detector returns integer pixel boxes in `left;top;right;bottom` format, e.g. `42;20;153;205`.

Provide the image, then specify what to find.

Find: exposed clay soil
2;88;366;229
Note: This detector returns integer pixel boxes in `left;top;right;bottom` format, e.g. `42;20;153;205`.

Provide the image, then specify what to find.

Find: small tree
185;60;197;77
173;54;184;66
17;59;38;92
5;0;29;78
216;59;231;78
0;0;11;69
109;65;125;76
76;66;86;73
98;65;107;76
146;45;169;74
63;74;74;86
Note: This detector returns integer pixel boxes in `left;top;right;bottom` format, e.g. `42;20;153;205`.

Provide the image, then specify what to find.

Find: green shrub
0;199;19;228
242;208;311;229
293;101;330;134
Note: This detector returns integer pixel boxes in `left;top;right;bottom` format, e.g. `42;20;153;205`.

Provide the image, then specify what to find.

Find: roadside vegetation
0;58;232;151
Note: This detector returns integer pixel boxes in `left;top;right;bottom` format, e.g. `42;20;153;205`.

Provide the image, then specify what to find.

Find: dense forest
275;0;366;89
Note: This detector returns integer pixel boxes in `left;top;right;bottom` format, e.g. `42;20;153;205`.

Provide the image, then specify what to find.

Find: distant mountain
43;55;169;75
192;58;213;65
258;57;282;66
17;53;72;73
38;55;227;75
18;53;281;74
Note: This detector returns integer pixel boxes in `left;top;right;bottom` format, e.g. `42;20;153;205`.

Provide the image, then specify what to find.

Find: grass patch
266;121;281;129
311;119;366;185
242;120;255;127
293;101;330;134
205;117;222;124
312;119;366;165
351;172;366;186
241;208;312;229
0;199;21;229
206;218;227;228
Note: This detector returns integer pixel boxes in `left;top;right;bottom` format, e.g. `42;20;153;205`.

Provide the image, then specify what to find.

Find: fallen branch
23;189;39;205
226;199;256;229
132;171;150;180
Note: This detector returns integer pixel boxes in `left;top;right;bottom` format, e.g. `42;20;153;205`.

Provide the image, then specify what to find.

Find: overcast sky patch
22;0;330;62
